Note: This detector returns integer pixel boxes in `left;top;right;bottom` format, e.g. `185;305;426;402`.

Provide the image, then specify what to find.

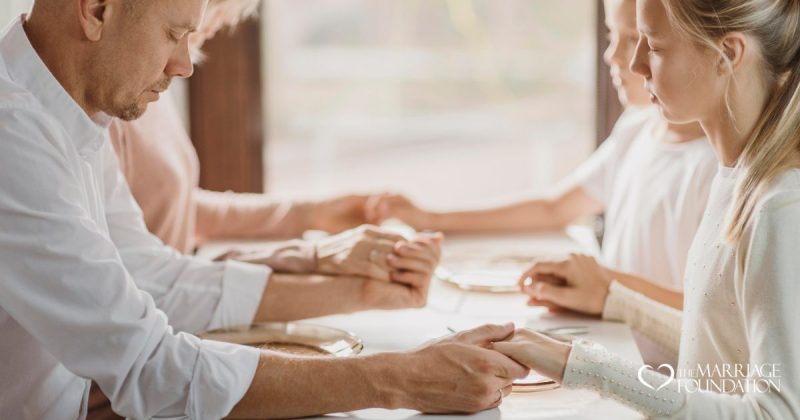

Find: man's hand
518;253;613;316
361;232;442;309
385;323;529;413
365;193;434;229
230;323;528;418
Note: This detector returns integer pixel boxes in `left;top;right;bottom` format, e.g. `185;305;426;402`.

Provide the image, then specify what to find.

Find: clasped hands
484;253;616;383
221;225;443;310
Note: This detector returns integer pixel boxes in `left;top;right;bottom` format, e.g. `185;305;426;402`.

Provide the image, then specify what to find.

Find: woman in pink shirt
109;88;368;254
109;0;442;290
110;0;371;255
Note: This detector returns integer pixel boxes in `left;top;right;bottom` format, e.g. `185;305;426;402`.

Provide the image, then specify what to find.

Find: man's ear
77;0;114;41
717;32;747;76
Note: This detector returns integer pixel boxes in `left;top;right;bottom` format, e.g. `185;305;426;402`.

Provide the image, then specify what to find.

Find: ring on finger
369;249;383;263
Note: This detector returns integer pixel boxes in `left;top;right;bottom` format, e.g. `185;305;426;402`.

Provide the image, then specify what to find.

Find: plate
437;268;521;293
512;371;560;393
201;322;363;357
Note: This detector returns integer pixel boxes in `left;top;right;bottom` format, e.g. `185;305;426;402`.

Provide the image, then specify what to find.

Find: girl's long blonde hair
662;0;800;242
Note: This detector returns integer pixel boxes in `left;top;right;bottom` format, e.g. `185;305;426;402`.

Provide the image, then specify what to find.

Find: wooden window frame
188;17;265;193
188;4;619;193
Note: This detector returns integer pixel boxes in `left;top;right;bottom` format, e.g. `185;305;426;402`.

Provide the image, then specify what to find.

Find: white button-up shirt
0;16;270;419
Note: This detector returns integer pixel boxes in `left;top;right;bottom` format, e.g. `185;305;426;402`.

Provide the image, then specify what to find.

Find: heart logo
637;364;675;391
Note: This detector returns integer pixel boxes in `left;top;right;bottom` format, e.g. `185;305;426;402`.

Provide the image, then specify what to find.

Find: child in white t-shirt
367;0;716;317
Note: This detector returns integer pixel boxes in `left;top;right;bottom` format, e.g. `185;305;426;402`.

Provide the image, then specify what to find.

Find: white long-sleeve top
0;16;270;419
602;281;682;362
563;165;800;419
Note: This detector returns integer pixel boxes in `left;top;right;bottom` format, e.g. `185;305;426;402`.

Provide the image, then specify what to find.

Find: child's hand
491;328;572;382
518;254;613;316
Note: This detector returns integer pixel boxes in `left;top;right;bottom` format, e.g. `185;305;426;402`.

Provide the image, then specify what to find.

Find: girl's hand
491;328;572;382
518;253;613;316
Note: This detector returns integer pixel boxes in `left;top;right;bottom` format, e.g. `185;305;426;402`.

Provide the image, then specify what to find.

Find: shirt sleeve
194;188;313;244
602;281;682;360
563;190;800;419
100;142;270;334
560;107;652;205
0;111;259;419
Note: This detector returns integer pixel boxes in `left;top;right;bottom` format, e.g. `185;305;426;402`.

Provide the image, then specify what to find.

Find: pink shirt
109;92;311;253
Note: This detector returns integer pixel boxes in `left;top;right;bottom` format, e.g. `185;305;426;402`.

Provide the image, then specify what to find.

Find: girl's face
603;0;651;106
630;0;723;124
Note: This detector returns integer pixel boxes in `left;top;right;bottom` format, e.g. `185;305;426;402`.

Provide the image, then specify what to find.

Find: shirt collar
0;15;111;155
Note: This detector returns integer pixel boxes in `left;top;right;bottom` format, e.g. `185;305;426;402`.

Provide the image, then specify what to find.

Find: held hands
392;323;529;413
360;232;444;309
315;225;442;283
365;193;433;229
485;254;610;386
491;329;572;383
518;253;613;316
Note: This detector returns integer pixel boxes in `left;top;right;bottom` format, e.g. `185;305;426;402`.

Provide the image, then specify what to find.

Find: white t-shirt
565;106;717;365
568;106;718;290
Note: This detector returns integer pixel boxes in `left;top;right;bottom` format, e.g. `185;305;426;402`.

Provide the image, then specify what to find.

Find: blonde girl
496;0;800;417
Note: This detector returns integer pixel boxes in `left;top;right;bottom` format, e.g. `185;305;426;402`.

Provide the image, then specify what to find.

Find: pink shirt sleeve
110;93;315;252
194;189;313;244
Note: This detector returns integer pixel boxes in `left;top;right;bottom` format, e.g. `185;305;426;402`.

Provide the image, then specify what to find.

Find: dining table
197;225;645;420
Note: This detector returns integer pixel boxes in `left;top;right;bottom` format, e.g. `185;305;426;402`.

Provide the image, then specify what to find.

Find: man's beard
117;101;146;121
114;78;172;121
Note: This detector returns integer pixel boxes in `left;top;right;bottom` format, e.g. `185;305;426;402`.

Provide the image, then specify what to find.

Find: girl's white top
567;166;800;419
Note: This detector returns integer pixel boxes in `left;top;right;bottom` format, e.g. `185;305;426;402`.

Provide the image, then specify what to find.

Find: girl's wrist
532;336;573;382
550;340;573;382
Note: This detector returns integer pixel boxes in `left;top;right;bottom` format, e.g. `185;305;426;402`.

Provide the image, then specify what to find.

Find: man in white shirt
0;0;528;418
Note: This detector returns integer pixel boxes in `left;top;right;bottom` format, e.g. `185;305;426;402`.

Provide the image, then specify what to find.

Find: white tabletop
199;227;644;419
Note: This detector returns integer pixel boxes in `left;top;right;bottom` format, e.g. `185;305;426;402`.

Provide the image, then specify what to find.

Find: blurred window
263;0;596;208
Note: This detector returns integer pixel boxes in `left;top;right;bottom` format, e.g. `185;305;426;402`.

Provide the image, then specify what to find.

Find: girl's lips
646;86;659;104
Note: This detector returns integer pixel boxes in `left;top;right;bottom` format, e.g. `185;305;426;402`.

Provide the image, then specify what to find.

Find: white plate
512;371;560;393
437;268;521;293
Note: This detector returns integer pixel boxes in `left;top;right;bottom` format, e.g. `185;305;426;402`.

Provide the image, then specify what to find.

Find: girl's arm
368;184;604;234
606;268;684;309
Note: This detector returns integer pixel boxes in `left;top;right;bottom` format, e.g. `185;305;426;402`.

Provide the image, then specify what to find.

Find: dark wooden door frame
188;16;265;194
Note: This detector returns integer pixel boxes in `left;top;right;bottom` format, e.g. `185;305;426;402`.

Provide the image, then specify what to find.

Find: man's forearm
229;351;400;418
253;273;368;322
